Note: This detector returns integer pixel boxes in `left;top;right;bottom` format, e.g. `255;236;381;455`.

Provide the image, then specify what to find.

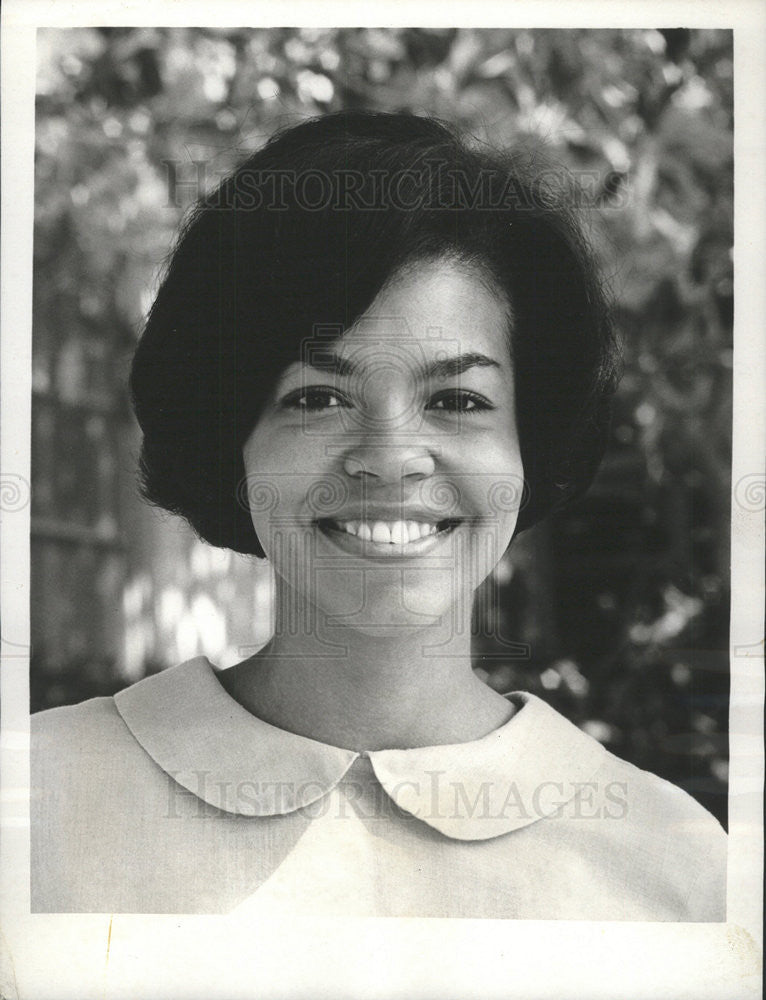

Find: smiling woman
229;258;523;750
30;110;727;918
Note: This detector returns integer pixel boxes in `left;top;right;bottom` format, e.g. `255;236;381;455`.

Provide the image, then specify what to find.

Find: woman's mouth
315;517;462;556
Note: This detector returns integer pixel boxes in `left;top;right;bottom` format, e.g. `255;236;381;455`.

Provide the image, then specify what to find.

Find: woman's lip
315;519;460;559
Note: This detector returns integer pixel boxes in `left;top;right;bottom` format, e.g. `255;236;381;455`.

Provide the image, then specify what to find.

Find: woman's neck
219;593;514;752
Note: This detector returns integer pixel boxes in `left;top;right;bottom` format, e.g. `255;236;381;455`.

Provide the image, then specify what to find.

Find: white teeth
390;521;407;545
371;521;392;544
337;519;441;543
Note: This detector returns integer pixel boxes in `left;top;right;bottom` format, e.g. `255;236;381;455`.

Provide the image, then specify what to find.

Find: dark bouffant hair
130;110;620;556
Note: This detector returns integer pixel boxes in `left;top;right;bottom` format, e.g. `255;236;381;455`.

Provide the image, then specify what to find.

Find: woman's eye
428;390;493;414
282;386;349;412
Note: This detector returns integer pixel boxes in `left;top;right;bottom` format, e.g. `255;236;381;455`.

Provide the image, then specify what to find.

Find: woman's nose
343;442;436;484
340;379;436;483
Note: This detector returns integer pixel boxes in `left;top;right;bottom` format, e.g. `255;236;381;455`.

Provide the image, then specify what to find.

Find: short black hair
130;110;620;556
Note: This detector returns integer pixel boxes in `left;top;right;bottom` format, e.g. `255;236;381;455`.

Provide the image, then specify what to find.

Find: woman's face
242;257;525;636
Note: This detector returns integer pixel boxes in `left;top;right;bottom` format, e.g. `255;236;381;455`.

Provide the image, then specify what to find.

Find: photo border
1;2;763;998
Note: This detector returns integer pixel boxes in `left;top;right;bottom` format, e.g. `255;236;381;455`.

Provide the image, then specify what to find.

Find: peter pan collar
114;656;607;842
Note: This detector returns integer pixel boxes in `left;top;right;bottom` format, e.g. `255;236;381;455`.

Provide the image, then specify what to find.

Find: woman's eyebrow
304;350;502;380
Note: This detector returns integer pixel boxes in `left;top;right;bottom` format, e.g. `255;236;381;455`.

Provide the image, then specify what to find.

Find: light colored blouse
31;656;727;918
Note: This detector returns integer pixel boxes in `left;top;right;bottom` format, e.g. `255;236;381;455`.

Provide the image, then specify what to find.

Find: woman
32;110;726;918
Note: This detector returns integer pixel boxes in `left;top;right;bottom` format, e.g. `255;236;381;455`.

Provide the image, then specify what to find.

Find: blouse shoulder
32;694;134;763
599;745;726;835
594;747;727;920
31;692;173;912
31;695;148;819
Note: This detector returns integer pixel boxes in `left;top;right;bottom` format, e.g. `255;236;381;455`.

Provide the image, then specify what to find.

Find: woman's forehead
362;257;512;330
300;262;511;367
267;260;515;393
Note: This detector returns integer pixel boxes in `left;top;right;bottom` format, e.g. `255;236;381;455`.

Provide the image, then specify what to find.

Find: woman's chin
330;622;433;640
319;598;446;634
311;584;461;637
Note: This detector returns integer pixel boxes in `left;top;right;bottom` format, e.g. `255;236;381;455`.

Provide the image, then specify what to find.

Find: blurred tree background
32;27;732;825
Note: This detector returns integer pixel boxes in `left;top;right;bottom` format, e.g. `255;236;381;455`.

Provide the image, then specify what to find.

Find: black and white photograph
0;2;763;998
